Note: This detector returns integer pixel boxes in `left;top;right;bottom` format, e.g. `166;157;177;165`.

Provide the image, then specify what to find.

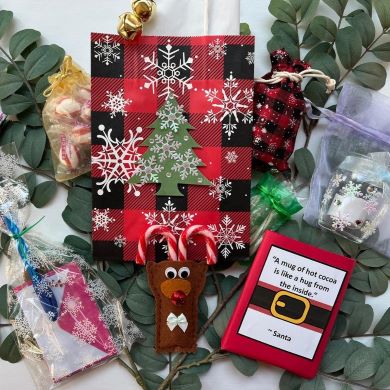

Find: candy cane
178;225;217;265
136;225;177;265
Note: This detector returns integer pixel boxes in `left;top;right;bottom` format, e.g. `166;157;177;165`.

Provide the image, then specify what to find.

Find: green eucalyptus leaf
344;347;381;380
35;71;55;104
21;127;46;168
136;272;152;295
271;20;298;45
204;326;221;349
347;303;374;336
71;175;92;189
172;374;201;390
373;358;390;388
96;270;122;298
63;205;91;232
374;308;390;335
9;29;41;59
290;0;303;10
179;348;212;375
0;331;22;363
374;337;390;359
0;122;25;149
277;220;300;240
305;52;340;81
331;313;347;338
0;58;10;72
135;323;155;347
268;0;296;23
240;22;251;36
374;0;390;29
382;262;390;278
267;34;299;59
49;44;65;70
369;269;388;296
128;309;155;325
336;27;362;69
24;45;60;80
16;172;36;199
0;73;23;100
300;0;320;21
131;344;168;372
126;291;155;316
357;0;373;15
321;339;351;373
37;150;54;173
304;80;328;107
203;273;225;296
310;16;337;42
349;271;371;293
64;235;91;252
340;385;353;390
299;376;325;390
0;285;9;318
0;10;13;39
345;10;375;48
199;293;208;319
294;148;315;180
340;288;365;314
304;43;336;62
139;369;163;390
357;250;388;267
280;371;304;390
352;62;387;90
323;0;348;16
108;263;134;279
67;187;92;211
335;236;360;258
372;43;390;61
230;354;259;376
31;181;56;208
1;93;33;115
18;108;42;127
301;28;321;47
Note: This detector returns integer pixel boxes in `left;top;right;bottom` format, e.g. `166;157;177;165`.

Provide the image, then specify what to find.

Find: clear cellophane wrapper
42;56;91;182
0;145;142;389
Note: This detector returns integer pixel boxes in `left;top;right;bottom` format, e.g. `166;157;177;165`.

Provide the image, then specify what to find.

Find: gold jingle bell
132;0;156;23
118;12;143;40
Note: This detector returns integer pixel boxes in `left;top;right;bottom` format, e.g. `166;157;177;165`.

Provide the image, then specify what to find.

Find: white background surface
0;0;390;389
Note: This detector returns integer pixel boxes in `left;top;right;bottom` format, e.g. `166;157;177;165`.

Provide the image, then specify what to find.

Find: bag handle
178;225;217;265
136;225;177;265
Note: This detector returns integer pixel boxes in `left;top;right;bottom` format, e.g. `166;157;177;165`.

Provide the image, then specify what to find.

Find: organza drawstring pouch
0;145;142;390
304;83;390;255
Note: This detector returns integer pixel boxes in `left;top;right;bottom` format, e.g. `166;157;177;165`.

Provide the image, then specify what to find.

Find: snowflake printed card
91;34;254;262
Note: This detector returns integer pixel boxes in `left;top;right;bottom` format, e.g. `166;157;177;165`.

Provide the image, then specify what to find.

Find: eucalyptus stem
17;163;71;190
211;268;222;304
0;323;11;327
176;349;226;372
125;348;147;390
334;333;390;340
0;46;42;116
319;371;378;390
118;357;136;377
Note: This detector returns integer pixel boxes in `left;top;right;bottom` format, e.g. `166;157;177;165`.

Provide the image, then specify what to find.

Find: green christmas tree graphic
129;96;211;196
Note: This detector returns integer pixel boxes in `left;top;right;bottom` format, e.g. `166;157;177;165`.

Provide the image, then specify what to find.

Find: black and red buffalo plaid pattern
91;33;254;263
252;49;309;172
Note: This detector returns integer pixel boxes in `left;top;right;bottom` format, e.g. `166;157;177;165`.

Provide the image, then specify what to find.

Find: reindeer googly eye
178;267;190;279
165;267;177;279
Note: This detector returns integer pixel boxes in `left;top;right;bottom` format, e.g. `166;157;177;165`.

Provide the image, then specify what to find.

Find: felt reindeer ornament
136;225;217;353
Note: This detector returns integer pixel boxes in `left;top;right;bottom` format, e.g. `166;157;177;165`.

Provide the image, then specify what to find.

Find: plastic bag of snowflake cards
0;145;142;389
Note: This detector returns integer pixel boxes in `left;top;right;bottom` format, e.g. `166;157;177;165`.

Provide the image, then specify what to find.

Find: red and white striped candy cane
136;225;177;265
178;225;217;265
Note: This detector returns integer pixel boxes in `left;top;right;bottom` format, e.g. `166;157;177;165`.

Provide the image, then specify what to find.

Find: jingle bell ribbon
166;312;188;332
3;216;59;321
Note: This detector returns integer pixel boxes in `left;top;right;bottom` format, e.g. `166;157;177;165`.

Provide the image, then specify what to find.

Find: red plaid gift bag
91;34;254;263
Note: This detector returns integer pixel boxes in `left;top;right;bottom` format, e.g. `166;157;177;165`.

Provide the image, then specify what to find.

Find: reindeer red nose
171;290;186;305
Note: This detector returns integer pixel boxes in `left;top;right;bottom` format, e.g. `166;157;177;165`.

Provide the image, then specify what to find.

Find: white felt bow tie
167;313;188;332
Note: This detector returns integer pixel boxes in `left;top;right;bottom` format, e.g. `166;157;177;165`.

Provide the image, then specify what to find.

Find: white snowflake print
62;294;83;316
209;176;232;201
133;155;164;183
142;42;194;98
0;150;18;178
208;38;227;60
87;279;109;301
99;304;120;328
330;213;352;232
267;143;277;153
341;181;363;197
94;35;121;66
172;149;201;180
114;234;127;248
150;132;181;161
361;220;377;239
363;187;380;201
322;187;334;206
93;124;143;196
143;198;195;237
102;89;131;118
225;150;238;164
208;215;246;259
203;72;253;140
31;274;53;298
245;51;255;65
363;200;378;215
92;208;115;232
72;319;98;345
157;98;186;131
12;315;32;339
64;270;78;286
330;173;347;188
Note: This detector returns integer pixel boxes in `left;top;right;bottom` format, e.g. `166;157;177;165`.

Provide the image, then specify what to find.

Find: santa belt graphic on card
249;285;331;330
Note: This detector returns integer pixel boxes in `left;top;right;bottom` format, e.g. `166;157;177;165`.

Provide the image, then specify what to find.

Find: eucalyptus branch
319;371;379;390
211;268;222;304
176;349;226;372
118;357;136;377
334;333;390;340
125;348;147;390
0;323;11;327
0;46;42;116
17;163;71;190
159;354;187;390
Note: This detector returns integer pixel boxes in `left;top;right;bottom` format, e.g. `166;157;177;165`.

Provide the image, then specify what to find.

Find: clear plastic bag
304;83;390;254
42;56;91;182
0;145;141;389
